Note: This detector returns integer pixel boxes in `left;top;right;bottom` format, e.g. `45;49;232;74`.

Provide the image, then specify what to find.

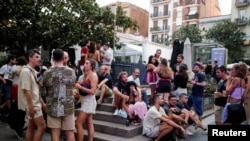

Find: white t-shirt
142;106;166;135
0;64;13;80
127;75;141;86
102;48;113;65
11;65;23;85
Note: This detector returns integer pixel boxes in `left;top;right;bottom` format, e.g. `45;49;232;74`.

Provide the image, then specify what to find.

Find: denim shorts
2;83;12;100
187;95;203;116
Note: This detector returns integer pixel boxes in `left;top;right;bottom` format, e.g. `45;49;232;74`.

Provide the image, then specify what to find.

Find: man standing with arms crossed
18;50;46;141
42;49;76;141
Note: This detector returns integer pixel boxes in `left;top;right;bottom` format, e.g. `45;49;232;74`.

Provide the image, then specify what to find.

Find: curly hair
118;71;128;80
233;63;248;79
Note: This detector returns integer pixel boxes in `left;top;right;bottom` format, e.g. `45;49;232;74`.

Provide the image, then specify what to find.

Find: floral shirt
41;66;76;117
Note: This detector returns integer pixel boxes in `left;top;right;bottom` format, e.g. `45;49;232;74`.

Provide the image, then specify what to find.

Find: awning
188;7;197;15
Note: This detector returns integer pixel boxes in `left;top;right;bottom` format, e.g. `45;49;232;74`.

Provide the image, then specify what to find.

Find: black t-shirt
191;73;205;97
174;74;188;89
214;79;227;107
113;81;127;94
212;65;218;77
176;101;191;111
205;64;212;75
98;73;113;89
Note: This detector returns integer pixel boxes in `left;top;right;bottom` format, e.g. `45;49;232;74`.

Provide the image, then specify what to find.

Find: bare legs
154;124;173;141
75;111;94;141
26;116;46;141
149;84;156;105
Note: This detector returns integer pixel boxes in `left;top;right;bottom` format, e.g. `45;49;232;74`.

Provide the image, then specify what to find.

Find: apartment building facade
149;0;221;45
199;14;231;42
231;0;250;58
148;0;174;45
105;2;149;37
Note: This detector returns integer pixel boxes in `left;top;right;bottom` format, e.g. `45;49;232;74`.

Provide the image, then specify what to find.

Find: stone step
84;120;143;138
102;96;113;104
96;103;116;113
83;129;151;141
93;111;127;125
75;108;127;125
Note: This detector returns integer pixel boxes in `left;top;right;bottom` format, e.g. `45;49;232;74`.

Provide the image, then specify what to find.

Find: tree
206;21;245;63
0;0;138;56
172;25;202;43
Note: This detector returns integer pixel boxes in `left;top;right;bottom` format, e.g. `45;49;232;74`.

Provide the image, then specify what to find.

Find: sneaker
186;129;193;136
202;129;208;135
113;109;119;116
14;130;24;140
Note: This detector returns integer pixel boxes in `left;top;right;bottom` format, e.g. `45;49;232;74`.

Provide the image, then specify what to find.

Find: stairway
75;96;151;141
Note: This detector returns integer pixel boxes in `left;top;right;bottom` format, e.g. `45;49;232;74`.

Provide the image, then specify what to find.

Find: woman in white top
75;59;98;141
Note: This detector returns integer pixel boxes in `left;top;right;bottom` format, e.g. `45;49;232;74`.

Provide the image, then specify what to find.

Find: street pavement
0;114;214;141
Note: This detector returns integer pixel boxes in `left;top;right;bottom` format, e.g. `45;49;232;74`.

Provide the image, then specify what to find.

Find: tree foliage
172;25;202;43
0;0;138;56
206;21;245;63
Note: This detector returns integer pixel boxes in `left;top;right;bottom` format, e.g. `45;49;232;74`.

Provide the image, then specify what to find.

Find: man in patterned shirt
41;49;76;141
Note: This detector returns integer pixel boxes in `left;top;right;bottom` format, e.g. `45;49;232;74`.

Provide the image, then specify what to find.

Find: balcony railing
150;25;170;32
235;0;249;8
151;0;170;4
151;11;171;18
186;14;199;20
235;17;249;26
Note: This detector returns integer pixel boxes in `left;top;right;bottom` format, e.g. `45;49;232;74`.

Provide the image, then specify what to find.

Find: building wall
231;0;250;58
172;0;221;34
199;0;221;18
106;2;149;37
127;4;149;37
148;0;174;44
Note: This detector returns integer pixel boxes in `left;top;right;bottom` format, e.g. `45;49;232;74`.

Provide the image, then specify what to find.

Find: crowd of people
0;42;250;141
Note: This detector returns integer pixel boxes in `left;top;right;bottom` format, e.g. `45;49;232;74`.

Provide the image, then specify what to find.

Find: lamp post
114;18;116;49
163;24;166;45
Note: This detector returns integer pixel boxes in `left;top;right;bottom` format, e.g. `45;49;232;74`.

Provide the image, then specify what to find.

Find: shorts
214;105;224;122
47;114;75;130
145;126;160;138
81;95;97;114
187;95;203;116
156;80;171;93
2;83;12;100
95;87;113;97
26;107;43;119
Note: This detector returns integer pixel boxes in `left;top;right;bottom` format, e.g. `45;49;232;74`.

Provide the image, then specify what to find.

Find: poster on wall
211;48;227;65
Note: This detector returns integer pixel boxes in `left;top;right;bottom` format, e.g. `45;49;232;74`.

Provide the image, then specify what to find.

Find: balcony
151;0;170;5
235;0;249;8
235;17;249;26
151;11;171;19
186;14;199;20
150;25;170;33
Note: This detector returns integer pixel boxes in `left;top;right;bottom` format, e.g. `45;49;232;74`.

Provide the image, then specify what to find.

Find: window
152;35;158;42
154;7;158;16
239;9;245;19
153;21;158;28
163;20;168;30
163;5;168;15
188;7;197;15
